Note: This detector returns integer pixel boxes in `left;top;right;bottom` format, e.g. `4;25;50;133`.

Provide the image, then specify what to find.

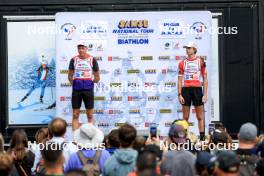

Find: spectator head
196;151;216;176
9;129;28;161
160;151;175;175
65;169;86;176
35;128;49;144
136;151;157;174
48;118;67;137
73;123;104;148
214;151;240;176
255;158;264;176
238;123;257;148
106;129;120;148
171;150;196;176
212;129;229;145
168;124;187;144
0;153;13;176
118;123;137;148
174;119;189;132
143;144;163;162
41;143;64;169
161;150;195;176
0;133;4;153
133;136;146;152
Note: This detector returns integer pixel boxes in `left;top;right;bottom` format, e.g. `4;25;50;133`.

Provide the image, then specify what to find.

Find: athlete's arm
92;58;100;83
68;58;74;85
201;59;208;103
93;71;100;83
178;61;184;95
203;72;208;97
178;75;183;96
178;61;185;104
68;70;74;85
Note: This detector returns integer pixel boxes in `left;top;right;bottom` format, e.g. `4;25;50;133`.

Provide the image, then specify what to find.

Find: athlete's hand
202;95;208;103
179;95;185;104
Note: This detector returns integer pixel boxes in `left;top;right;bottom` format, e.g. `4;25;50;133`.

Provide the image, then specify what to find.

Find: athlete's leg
40;81;46;98
181;87;191;122
40;81;46;103
193;87;205;140
20;81;37;102
86;109;94;123
182;105;191;121
27;81;38;96
72;109;81;131
83;91;94;124
195;105;205;139
72;91;82;131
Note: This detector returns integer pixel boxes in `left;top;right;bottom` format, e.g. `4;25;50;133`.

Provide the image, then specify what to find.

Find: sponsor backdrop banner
56;11;213;136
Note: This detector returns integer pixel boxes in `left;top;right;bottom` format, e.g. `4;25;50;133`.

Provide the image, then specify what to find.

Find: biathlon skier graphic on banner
19;54;50;104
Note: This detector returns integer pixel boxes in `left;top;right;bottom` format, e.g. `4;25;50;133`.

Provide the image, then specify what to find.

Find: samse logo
118;20;148;29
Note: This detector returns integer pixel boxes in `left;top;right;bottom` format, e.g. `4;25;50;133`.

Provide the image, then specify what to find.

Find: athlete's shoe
40;96;44;103
19;95;28;103
46;102;56;109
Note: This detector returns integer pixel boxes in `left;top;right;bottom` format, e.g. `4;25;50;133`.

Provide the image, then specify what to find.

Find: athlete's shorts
181;87;203;106
71;90;94;109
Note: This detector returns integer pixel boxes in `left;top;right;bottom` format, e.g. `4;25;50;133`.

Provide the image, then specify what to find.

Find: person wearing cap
65;123;110;173
178;41;208;141
68;40;100;130
201;128;231;155
214;151;240;176
19;54;50;103
195;151;215;176
236;122;259;176
168;123;188;145
174;119;198;143
162;123;196;152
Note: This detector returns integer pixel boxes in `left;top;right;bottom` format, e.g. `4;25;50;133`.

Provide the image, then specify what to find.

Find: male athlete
68;40;100;130
178;41;208;140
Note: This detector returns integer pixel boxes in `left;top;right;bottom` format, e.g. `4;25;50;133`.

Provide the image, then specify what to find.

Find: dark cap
216;151;240;173
212;129;228;144
168;124;187;144
196;151;214;167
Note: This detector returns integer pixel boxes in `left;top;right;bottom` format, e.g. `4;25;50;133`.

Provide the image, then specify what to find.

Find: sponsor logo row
96;122;195;128
59;95;175;102
60;55;207;62
60;82;177;88
60;21;207;40
59;69;179;75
